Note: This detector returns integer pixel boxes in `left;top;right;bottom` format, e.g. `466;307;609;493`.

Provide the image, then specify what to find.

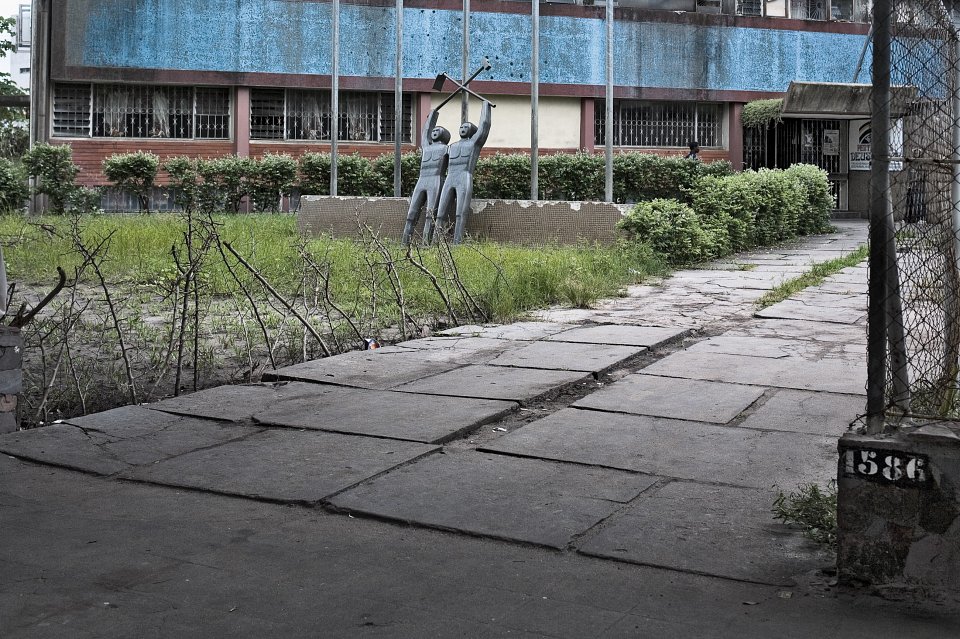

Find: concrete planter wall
837;427;960;604
298;196;630;246
0;326;22;433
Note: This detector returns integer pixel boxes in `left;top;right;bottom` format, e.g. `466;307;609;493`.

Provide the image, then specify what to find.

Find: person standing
685;140;700;161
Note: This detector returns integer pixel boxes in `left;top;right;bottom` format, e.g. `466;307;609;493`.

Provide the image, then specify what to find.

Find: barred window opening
595;100;725;148
251;88;414;143
52;83;231;140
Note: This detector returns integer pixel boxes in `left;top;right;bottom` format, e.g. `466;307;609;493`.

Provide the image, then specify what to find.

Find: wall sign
848;119;903;171
823;129;840;156
840;447;930;486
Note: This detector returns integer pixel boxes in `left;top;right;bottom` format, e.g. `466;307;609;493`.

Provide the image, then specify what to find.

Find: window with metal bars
250;88;414;143
737;0;763;15
51;83;231;139
595;100;725;148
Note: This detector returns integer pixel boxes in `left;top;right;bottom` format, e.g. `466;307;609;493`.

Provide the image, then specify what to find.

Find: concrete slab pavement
5;220;959;635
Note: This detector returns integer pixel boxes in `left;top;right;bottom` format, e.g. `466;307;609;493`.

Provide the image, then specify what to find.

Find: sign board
823;129;840;156
849;119;903;171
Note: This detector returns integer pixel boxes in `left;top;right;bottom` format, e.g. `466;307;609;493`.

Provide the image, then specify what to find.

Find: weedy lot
1;213;665;428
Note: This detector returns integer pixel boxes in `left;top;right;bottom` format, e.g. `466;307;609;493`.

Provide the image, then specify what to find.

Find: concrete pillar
837;429;960;602
0;327;22;434
28;0;52;215
728;103;744;170
234;87;251;158
581;98;595;153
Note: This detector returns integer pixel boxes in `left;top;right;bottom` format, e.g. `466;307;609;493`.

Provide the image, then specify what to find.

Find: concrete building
4;3;30;92
34;0;872;207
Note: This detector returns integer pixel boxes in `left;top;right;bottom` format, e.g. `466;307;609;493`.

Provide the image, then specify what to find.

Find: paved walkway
2;220;958;637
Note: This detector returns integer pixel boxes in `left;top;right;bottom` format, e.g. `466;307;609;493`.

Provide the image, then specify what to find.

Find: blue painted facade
64;0;870;93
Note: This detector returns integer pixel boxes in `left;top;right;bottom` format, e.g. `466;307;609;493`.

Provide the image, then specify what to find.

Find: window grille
53;84;92;137
595;100;724;148
52;83;230;139
195;88;231;139
251;88;414;143
17;5;30;48
251;89;285;140
737;0;763;15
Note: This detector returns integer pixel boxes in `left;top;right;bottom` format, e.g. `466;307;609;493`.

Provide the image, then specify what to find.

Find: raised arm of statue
475;101;492;147
422;108;440;146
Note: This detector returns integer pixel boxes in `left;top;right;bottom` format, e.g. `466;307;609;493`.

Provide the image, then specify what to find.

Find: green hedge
620;164;834;265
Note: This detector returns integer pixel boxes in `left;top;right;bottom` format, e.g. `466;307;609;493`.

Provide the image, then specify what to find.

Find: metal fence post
394;0;404;197
604;0;614;203
531;0;539;202
331;0;340;197
866;0;892;434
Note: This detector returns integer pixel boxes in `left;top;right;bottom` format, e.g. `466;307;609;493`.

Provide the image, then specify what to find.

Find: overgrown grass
755;244;869;309
0;214;667;323
772;481;838;548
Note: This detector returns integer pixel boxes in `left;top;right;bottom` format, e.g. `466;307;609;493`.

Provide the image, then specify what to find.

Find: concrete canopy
781;81;918;118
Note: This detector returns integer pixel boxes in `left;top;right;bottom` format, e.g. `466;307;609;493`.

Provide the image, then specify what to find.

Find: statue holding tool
402;59;495;246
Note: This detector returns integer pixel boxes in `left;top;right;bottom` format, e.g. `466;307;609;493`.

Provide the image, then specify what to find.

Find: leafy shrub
163;156;201;212
22;143;80;214
103;151;160;212
337;154;380;196
204;156;255;213
298;152;330;196
250;153;297;212
0;157;27;212
539;153;604;201
618;198;714;265
298;153;380;196
690;175;759;253
474;153;535;199
785;164;834;235
743;169;803;245
370;151;422;197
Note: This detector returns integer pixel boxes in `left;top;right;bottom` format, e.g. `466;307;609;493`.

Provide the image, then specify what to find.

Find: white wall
430;94;582;149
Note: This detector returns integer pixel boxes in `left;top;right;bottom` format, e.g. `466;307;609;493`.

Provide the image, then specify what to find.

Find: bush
690;175;759;253
103;151;160;212
474;153;534;199
539;153;603;201
204;156;255;213
617;198;715;265
370;151;422;197
163;156;201;212
785;164;834;235
0;157;26;212
22;143;80;214
297;153;380;197
250;153;297;212
743;169;803;245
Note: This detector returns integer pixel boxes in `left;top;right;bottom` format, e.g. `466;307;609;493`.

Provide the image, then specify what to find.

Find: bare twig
223;242;331;357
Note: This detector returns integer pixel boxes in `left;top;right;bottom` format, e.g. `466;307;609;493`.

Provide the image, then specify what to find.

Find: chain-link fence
868;0;960;429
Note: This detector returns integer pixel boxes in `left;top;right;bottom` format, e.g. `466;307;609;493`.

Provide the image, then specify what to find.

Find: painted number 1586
842;449;929;485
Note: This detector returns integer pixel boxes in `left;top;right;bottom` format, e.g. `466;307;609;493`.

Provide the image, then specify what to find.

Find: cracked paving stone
263;349;463;389
577;480;830;586
737;389;863;437
574;374;764;424
392;364;591;403
481;408;837;490
145;382;332;422
487;341;645;374
253;388;517;444
0;406;259;475
122;429;437;503
755;299;865;325
329;450;659;549
642;349;866;395
437;321;575;341
543;324;690;349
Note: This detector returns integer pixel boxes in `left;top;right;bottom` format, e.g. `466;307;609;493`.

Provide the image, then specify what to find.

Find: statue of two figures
402;63;494;246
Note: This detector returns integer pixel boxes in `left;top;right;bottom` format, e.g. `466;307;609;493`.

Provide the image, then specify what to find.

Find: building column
728;102;744;170
580;97;595;152
234;87;251;158
417;92;433;147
